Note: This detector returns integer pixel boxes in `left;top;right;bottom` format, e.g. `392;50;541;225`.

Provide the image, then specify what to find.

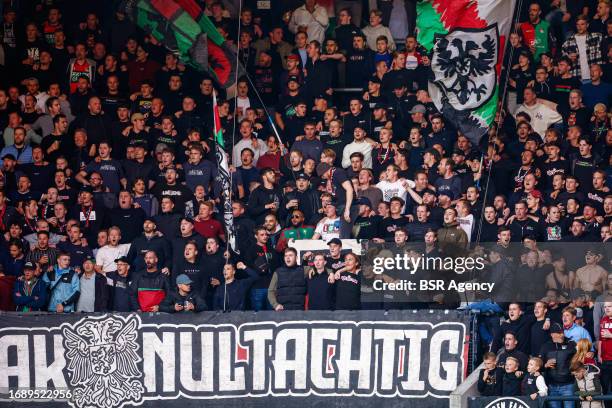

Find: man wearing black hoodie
129;251;170;312
248;167;282;225
153;196;181;239
243;226;280;311
109;190;145;243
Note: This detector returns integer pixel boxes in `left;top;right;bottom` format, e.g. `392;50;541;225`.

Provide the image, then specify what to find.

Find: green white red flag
417;0;516;146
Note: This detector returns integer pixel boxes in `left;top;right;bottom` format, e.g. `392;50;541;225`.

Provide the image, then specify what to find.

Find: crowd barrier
0;309;470;408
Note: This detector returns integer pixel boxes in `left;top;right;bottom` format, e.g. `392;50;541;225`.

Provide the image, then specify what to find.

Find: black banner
468;396;541;408
0;310;469;408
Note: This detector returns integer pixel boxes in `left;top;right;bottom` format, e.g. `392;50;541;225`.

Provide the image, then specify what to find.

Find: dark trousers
602;361;612;408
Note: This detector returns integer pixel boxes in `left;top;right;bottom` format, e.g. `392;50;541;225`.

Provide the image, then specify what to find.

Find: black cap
2;153;16;161
327;238;342;246
24;261;35;270
83;255;95;263
144;217;157;224
296;172;310;180
452;148;465;156
423;188;437;196
356;196;372;208
115;256;129;263
287;75;300;84
550;322;564;334
369;76;382;84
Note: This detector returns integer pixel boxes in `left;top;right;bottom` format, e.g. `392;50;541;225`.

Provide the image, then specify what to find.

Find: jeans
548;383;575;408
250;288;271;311
336;203;360;239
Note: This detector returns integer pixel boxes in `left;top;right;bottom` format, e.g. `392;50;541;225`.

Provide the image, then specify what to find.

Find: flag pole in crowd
213;90;239;256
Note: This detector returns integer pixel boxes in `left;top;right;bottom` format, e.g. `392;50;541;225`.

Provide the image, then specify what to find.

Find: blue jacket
13;277;47;311
43;266;80;312
0;145;33;164
564;323;593;345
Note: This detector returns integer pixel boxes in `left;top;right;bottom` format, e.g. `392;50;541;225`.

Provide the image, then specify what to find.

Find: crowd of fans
0;0;609;403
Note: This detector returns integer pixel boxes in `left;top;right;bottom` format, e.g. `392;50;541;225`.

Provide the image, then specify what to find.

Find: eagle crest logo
431;25;498;111
62;315;144;408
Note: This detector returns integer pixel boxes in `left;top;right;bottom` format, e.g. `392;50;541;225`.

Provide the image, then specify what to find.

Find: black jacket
159;288;207;312
501;371;524;396
275;265;306;310
108;207;146;243
538;339;577;385
127;234;172;272
213;267;258;311
477;367;504;396
491;314;536;354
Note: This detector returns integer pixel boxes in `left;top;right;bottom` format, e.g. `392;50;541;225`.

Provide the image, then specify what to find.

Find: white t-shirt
235;97;251;120
575;34;590;80
376;179;413;212
315;217;341;242
95;243;131;273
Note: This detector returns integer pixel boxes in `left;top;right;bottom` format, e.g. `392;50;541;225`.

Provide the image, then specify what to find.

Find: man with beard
280;173;319;223
248;167;282;225
276;209;315;252
268;248;306;311
109;190;145;243
129;251;169;312
127;219;171;274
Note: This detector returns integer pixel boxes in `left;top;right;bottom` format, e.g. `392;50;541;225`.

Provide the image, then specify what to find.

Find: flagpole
474;0;523;244
242;72;287;150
